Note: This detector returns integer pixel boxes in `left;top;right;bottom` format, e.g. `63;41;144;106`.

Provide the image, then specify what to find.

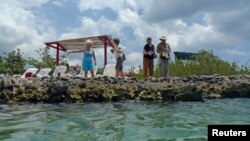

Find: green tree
0;56;6;74
27;47;68;70
169;49;249;76
128;65;143;79
96;67;104;75
3;49;26;74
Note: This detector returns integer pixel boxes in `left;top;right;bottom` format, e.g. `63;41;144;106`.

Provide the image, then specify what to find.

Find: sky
0;0;250;70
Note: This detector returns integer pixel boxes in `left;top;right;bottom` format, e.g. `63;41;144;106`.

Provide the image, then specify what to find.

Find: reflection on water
0;99;250;141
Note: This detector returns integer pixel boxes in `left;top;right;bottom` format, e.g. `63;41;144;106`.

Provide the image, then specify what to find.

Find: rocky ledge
0;74;250;104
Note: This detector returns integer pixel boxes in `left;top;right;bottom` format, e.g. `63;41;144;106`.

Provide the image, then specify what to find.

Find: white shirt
114;45;124;59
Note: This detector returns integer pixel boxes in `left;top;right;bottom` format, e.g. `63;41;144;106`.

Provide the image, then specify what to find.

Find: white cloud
59;0;250;66
142;0;250;22
59;15;146;68
206;10;250;40
59;16;123;67
1;0;50;8
225;49;247;57
142;0;250;42
0;1;56;58
67;59;82;66
124;52;143;66
78;0;124;11
60;16;121;40
51;0;67;7
175;20;187;27
117;8;140;26
64;1;241;68
78;0;144;12
1;0;249;70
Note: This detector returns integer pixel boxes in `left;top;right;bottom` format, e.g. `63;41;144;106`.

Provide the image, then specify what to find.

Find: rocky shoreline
0;75;250;104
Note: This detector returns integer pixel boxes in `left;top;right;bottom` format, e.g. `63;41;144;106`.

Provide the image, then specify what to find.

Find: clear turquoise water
0;99;250;141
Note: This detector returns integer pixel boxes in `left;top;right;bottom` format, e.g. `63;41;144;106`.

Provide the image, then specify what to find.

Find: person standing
110;38;125;78
143;37;155;78
157;36;171;78
68;39;97;78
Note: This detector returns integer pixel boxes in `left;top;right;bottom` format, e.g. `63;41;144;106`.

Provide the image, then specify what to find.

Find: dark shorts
115;57;123;71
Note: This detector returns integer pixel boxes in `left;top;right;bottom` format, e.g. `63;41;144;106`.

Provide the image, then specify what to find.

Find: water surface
0;99;250;141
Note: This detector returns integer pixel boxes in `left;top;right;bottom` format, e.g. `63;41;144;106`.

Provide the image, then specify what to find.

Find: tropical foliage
0;48;68;75
0;49;26;75
27;47;68;70
129;50;250;79
0;49;249;77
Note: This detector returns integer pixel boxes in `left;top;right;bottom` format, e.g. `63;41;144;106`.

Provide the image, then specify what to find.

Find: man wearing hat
157;36;171;78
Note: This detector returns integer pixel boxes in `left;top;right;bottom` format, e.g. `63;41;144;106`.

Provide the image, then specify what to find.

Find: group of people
143;36;171;78
67;37;125;78
67;35;171;79
69;65;81;76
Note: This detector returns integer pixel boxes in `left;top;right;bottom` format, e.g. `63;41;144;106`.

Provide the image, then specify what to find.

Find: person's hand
148;51;153;55
165;48;170;52
167;48;171;52
110;48;114;53
114;48;119;52
94;61;97;66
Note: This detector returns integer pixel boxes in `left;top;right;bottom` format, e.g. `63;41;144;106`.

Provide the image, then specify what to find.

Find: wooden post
56;44;60;66
104;43;107;67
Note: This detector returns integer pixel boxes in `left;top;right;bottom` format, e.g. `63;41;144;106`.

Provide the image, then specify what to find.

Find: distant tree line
0;48;68;75
128;50;250;79
1;48;249;77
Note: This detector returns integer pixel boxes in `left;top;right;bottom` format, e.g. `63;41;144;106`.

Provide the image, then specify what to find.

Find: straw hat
159;36;167;41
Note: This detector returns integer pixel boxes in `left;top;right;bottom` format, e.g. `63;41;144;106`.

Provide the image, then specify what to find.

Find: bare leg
115;69;119;78
90;70;94;78
84;70;88;78
120;70;124;78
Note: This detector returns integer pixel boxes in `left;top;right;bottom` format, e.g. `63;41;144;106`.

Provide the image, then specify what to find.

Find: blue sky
0;0;250;68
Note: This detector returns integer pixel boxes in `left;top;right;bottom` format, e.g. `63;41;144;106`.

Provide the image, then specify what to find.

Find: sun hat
159;36;167;40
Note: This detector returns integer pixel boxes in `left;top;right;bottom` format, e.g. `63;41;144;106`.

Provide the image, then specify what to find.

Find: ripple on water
0;99;250;141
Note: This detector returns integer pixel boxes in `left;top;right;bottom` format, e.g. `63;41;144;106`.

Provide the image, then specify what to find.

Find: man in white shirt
157;36;171;78
110;38;125;78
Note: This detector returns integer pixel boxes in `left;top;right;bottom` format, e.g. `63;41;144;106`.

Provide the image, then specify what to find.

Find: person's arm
153;45;156;54
144;49;148;55
93;50;97;65
143;45;149;55
156;44;161;54
68;49;84;54
166;44;171;53
114;47;123;53
110;48;114;53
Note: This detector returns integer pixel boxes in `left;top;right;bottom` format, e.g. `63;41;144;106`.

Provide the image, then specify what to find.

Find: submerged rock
175;86;203;102
221;82;250;98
